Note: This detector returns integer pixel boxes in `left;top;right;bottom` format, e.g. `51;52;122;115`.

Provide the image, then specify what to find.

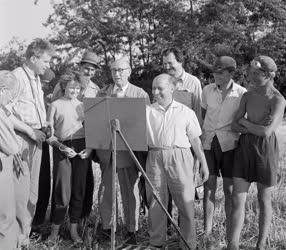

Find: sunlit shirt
9;64;46;129
201;80;246;152
48;97;85;141
112;82;129;97
146;100;202;148
81;80;100;98
174;70;202;124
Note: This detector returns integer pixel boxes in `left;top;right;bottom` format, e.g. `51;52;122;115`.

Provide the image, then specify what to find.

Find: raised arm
239;96;286;137
231;93;248;134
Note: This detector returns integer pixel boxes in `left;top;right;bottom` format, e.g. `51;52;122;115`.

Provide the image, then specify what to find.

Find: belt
148;146;188;151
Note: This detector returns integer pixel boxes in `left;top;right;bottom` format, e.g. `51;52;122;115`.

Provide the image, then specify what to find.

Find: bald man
96;57;150;244
146;74;209;250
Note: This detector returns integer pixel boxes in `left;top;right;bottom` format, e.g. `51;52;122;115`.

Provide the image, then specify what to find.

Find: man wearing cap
51;51;100;101
201;56;246;247
146;73;209;250
6;38;54;246
162;47;202;124
96;56;150;244
227;56;286;250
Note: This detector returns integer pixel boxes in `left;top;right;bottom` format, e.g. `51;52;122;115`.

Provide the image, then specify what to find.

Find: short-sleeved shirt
81;80;100;98
9;65;46;129
48;97;85;141
174;70;202;124
146;100;202;148
201;81;246;152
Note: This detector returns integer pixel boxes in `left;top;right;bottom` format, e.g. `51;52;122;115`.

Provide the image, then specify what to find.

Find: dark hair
162;47;184;63
25;38;55;59
59;70;82;93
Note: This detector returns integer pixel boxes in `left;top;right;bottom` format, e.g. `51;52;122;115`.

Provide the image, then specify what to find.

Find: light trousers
0;155;17;250
99;163;140;232
13;132;42;240
146;148;196;250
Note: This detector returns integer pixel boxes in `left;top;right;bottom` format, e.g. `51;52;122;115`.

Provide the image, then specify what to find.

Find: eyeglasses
111;68;129;74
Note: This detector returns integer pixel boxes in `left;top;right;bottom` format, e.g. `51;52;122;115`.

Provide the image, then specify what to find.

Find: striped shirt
174;70;202;124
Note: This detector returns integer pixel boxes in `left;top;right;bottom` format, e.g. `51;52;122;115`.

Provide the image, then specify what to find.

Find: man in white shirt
162;47;202;124
8;39;55;246
201;56;246;247
146;73;209;250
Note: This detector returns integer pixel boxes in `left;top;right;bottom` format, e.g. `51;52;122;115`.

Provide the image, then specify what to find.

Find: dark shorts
232;133;279;187
204;136;234;178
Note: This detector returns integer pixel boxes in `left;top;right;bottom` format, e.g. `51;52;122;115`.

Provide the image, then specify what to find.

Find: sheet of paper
173;90;193;109
84;97;147;151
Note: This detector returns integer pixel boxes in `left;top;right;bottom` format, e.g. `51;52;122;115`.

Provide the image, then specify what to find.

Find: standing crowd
0;38;285;250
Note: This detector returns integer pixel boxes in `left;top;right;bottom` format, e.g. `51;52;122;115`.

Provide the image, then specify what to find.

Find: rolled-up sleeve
186;109;202;140
201;86;208;110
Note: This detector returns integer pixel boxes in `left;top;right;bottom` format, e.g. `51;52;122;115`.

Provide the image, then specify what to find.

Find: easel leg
116;128;192;250
111;123;117;250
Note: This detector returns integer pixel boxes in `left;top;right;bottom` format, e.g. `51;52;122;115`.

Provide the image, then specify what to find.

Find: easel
84;97;191;250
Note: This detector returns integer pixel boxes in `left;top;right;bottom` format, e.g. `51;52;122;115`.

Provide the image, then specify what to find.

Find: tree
43;0;286;96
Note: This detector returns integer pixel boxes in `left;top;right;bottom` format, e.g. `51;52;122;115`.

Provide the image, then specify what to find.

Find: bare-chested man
227;56;286;250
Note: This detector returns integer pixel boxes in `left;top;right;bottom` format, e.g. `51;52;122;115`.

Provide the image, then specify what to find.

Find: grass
29;123;286;250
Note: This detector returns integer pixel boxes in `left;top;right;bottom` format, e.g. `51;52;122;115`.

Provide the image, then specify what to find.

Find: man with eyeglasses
201;56;246;248
96;57;150;245
52;51;100;101
227;56;286;250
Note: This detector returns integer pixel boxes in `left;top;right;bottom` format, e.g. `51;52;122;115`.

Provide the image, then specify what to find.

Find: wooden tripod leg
111;120;118;250
117;128;192;250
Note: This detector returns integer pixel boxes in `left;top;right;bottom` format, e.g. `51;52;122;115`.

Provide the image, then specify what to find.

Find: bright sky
0;0;54;49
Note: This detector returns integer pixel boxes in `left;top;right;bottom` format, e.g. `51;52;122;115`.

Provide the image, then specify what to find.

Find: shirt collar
153;99;180;111
176;69;186;82
23;64;37;80
88;80;98;89
214;79;235;92
113;82;129;93
174;69;191;92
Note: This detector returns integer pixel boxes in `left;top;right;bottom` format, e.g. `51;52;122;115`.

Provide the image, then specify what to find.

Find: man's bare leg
222;177;233;242
227;177;250;249
256;183;273;249
203;175;217;237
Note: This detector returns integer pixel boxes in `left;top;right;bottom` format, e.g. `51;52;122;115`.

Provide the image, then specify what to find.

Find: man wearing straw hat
52;51;101;101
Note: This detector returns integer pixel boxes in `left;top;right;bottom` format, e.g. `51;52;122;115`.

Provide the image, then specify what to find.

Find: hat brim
80;60;100;68
212;66;236;73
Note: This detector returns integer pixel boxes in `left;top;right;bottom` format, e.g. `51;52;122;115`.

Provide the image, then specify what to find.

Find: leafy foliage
1;0;286;97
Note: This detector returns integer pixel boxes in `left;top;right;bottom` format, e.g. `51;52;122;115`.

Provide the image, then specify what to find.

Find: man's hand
238;117;248;127
29;129;46;143
61;147;77;158
200;164;209;183
78;148;92;159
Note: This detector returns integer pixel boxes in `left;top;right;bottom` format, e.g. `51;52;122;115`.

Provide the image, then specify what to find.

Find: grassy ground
29;122;286;250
